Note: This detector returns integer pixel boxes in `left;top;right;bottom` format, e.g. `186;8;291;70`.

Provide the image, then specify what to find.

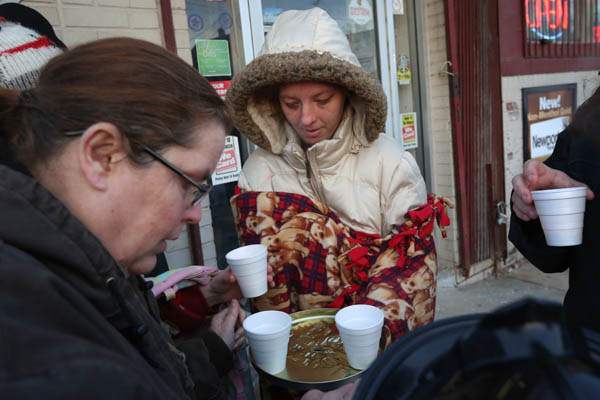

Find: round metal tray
255;308;363;392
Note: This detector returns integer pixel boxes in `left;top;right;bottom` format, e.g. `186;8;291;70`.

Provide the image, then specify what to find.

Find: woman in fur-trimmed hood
227;7;427;235
227;10;448;370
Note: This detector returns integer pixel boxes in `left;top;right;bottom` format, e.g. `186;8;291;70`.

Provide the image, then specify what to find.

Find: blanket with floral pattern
231;191;450;345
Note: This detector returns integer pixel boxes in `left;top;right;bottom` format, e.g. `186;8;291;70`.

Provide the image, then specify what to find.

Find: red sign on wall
212;136;241;185
524;0;570;41
209;80;231;99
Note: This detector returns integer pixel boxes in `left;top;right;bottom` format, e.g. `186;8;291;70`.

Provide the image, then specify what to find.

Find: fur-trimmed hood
225;7;387;154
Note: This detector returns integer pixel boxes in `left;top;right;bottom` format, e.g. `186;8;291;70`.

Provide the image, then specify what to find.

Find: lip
305;128;321;137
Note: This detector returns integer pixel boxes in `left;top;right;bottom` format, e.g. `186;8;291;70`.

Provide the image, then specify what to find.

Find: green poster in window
195;39;232;77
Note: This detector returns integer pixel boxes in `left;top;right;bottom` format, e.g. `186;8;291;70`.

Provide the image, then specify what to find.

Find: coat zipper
305;149;326;204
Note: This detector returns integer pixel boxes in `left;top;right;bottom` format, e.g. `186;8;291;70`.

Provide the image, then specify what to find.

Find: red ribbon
328;284;360;308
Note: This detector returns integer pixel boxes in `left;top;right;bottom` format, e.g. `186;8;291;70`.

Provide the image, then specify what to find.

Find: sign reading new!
522;84;576;162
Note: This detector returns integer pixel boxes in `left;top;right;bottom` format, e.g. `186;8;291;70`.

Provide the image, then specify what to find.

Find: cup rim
226;244;267;261
531;186;587;199
243;310;292;336
338;321;384;336
226;244;267;264
335;304;384;332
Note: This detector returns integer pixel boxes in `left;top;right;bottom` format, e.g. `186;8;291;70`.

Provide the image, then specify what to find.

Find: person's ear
77;122;128;190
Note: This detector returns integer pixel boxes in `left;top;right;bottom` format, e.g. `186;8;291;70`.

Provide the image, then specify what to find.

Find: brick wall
170;0;193;65
23;0;218;269
23;0;163;47
421;0;460;270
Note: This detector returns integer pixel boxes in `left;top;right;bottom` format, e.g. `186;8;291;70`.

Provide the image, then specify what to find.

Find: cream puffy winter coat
227;8;427;235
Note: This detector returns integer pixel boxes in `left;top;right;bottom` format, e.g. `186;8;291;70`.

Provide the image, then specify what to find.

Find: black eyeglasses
64;130;212;207
141;145;212;207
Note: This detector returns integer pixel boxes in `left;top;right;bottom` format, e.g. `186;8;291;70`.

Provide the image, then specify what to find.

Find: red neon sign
525;0;570;40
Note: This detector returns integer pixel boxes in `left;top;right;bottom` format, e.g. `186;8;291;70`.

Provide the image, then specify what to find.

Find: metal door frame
395;0;433;190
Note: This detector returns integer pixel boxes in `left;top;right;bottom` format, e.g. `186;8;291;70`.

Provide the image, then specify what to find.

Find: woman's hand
233;304;247;350
200;266;275;306
210;299;241;350
511;160;594;221
301;382;357;400
201;269;241;307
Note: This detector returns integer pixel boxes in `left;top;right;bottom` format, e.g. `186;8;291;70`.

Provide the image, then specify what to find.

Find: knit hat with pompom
0;2;66;90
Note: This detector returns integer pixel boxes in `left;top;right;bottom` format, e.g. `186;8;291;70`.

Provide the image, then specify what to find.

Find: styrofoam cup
226;245;268;298
335;304;384;370
532;187;587;247
243;310;291;375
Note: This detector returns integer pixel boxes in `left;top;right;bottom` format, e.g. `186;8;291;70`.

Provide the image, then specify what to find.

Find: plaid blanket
231;191;450;346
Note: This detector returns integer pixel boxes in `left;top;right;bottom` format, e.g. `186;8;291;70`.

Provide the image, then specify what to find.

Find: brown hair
0;37;227;168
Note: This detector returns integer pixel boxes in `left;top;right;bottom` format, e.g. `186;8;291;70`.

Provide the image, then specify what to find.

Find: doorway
444;0;506;278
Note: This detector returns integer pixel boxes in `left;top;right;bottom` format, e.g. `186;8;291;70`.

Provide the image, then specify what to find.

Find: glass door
391;0;430;188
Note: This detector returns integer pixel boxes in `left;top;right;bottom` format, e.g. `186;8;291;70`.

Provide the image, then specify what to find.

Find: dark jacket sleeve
1;358;176;400
176;330;234;400
139;277;232;400
508;130;573;273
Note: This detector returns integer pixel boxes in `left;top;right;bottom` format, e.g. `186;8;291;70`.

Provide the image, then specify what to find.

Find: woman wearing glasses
0;38;241;399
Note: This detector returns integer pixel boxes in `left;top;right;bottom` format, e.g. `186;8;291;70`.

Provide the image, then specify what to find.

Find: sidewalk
435;261;568;319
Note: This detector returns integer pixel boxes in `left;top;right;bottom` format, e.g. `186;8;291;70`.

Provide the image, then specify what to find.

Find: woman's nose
300;104;317;126
183;204;202;225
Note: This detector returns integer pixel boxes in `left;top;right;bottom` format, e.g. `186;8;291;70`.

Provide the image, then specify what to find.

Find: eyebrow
313;92;334;100
280;91;335;101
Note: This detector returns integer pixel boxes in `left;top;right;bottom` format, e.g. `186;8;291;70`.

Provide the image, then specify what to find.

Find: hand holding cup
201;264;274;305
511;160;594;221
512;160;595;246
226;244;272;298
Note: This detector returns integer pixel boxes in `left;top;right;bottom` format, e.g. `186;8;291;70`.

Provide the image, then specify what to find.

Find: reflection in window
261;0;380;77
185;0;233;71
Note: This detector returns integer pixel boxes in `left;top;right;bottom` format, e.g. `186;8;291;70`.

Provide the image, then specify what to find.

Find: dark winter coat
509;126;600;332
0;162;232;399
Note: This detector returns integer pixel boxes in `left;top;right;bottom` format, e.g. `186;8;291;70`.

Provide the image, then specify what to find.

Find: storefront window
186;2;231;42
261;0;380;77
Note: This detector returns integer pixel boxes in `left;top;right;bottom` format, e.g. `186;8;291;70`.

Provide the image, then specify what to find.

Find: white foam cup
335;304;384;370
243;310;291;375
531;187;587;247
226;244;268;298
